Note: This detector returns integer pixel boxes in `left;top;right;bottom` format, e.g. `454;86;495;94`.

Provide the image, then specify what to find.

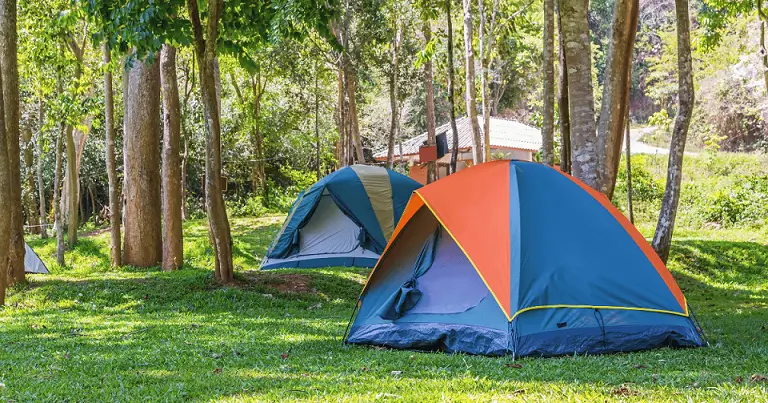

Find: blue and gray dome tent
260;165;422;270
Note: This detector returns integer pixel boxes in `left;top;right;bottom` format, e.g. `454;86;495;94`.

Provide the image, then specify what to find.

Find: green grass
1;217;767;402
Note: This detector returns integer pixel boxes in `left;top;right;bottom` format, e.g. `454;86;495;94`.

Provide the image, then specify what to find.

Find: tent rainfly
345;160;704;357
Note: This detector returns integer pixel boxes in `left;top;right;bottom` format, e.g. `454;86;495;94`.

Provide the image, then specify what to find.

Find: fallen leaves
751;374;768;383
611;385;639;397
213;368;222;375
632;364;647;369
280;348;292;360
505;363;523;369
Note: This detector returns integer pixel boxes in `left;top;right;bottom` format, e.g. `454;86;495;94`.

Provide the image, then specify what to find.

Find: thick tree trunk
560;0;598;188
541;0;556;165
161;45;183;271
103;43;121;267
652;0;694;263
596;0;639;198
462;0;483;164
341;1;364;164
36;97;47;238
187;0;234;284
1;0;24;284
447;0;460;173
557;0;571;174
122;56;162;267
0;61;10;304
386;27;401;170
424;20;437;183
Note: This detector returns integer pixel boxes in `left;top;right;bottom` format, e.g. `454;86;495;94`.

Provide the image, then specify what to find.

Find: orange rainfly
416;160;512;318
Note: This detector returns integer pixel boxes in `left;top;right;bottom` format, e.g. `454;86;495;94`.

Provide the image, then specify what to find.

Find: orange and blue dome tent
344;160;704;357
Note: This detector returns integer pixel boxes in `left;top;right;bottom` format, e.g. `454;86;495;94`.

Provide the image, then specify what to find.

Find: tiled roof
373;117;542;159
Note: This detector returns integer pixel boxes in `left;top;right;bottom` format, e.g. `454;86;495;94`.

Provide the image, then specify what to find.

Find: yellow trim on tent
417;191;514;321
510;304;690;321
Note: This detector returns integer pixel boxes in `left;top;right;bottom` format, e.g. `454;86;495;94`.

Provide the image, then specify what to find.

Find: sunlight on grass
2;217;767;402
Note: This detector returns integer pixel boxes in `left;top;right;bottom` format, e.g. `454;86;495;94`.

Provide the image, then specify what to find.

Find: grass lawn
1;216;767;402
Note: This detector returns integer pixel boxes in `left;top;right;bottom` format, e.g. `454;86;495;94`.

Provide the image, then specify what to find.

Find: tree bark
596;0;639;198
54;101;65;265
161;45;183;271
340;0;364;163
625;114;634;224
386;25;402;170
758;0;768;94
336;63;347;167
424;19;437;183
0;59;10;305
187;0;234;283
64;124;77;245
447;0;460;173
122;56;162;268
251;72;266;194
1;0;24;284
462;0;483;164
102;43;121;267
652;0;694;263
23;127;40;234
36;97;47;238
560;0;598;188
478;0;498;162
541;0;556;165
315;65;322;179
557;0;571;174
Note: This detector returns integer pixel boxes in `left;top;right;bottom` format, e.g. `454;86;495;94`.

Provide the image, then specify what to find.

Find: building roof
373;116;542;159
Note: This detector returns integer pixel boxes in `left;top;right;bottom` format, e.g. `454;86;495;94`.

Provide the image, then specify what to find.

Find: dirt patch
238;271;315;294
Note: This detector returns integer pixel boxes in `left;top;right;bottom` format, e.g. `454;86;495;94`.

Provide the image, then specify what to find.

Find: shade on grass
0;217;766;402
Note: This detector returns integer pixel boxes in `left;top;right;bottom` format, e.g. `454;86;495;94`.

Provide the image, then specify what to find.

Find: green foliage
2;218;767;401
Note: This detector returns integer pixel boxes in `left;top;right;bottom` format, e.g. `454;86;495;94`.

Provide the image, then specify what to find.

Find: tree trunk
23;127;40;234
336;63;347;168
123;56;162;268
0;59;10;304
36;97;47;238
54;121;65;265
64;124;77;245
424;20;437;183
478;0;496;162
102;43;121;267
187;0;234;284
596;0;639;198
342;0;364;164
652;0;693;263
386;26;402;170
462;0;483;165
758;0;768;94
1;0;24;284
557;0;571;174
560;0;598;188
447;0;460;173
541;0;556;165
161;45;183;271
315;65;322;179
251;73;266;195
625;114;634;224
181;138;188;219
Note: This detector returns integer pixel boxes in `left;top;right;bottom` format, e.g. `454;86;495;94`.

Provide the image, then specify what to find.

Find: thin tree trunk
336;63;347;168
447;0;460;174
560;0;598;188
0;59;10;304
251;73;266;195
23;127;40;234
758;0;768;94
341;0;363;163
625;114;634;224
541;0;555;165
36;97;47;238
387;26;402;170
161;45;183;271
596;0;639;198
187;0;234;283
103;43;121;267
123;56;162;268
462;0;483;165
64;124;77;246
315;64;322;179
181;138;188;219
479;0;497;162
54;120;65;265
424;19;437;183
1;0;24;284
557;0;571;174
652;0;694;263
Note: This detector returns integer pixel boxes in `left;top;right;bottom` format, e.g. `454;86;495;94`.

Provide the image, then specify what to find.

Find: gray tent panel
25;243;49;274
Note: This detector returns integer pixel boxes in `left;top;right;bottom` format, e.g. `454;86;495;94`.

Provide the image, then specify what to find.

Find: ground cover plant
1;214;766;402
